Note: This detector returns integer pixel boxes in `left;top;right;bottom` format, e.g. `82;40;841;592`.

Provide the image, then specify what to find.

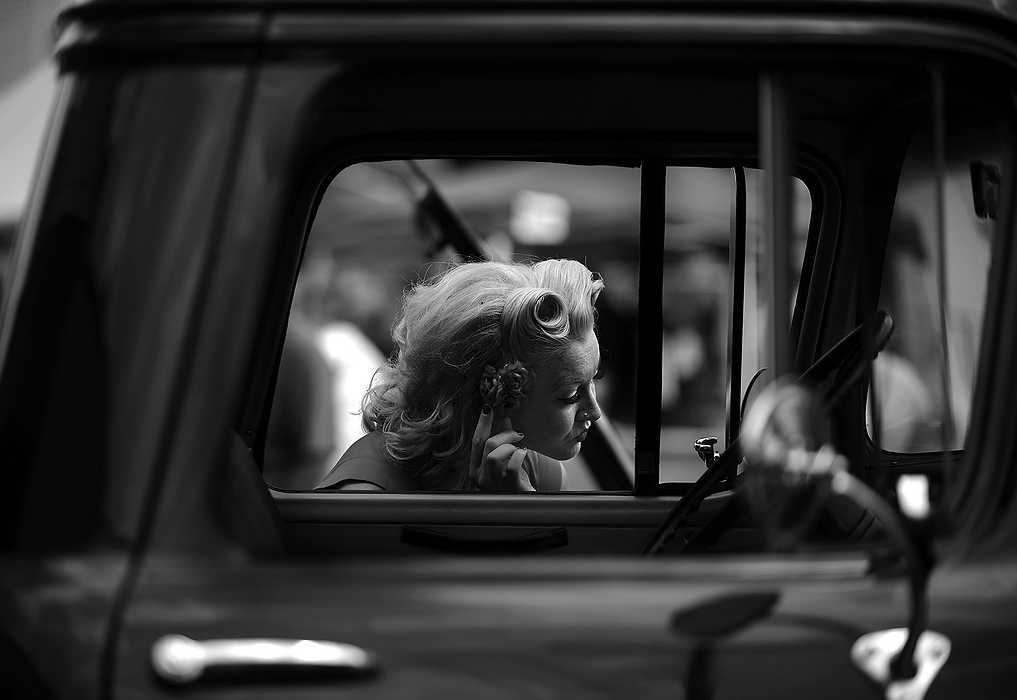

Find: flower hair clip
479;361;530;409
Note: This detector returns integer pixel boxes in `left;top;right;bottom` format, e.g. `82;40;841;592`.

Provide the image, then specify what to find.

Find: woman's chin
549;441;583;461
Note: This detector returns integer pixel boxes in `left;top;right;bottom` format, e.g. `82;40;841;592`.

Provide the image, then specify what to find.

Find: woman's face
509;330;602;461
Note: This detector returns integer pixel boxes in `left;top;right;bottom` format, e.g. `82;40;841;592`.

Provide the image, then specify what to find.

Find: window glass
868;96;1012;453
741;167;811;426
658;167;810;484
267;160;811;491
265;160;642;490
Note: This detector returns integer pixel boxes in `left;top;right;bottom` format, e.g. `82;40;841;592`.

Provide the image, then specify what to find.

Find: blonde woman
316;259;603;492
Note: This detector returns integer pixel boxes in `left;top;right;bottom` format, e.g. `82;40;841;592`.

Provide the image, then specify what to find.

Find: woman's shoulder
315;433;564;492
523;450;567;491
315;432;419;491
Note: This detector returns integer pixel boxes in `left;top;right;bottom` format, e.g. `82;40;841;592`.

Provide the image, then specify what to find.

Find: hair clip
479;361;530;409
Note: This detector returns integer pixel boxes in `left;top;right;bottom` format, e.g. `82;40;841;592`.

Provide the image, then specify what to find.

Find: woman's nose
584;392;602;423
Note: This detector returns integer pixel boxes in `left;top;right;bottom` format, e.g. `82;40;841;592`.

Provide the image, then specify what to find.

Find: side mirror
741;381;840;473
741;381;949;695
739;381;845;549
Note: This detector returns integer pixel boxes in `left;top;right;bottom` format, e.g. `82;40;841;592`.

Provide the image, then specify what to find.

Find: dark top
315;431;567;491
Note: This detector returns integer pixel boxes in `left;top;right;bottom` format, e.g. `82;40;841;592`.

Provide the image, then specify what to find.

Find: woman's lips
574;430;589;442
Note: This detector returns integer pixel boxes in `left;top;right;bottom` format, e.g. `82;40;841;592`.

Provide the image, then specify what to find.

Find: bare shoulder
336;480;386;492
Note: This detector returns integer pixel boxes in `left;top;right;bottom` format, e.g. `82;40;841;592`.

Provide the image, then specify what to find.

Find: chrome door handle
151;634;377;685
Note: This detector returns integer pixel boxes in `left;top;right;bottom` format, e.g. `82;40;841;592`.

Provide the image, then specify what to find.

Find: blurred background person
264;256;388;489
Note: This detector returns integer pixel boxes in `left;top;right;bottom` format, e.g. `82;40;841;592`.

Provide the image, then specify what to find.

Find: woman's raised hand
469;406;536;492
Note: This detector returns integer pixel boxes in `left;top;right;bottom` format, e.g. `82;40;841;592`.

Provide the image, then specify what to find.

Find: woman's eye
562;388;582;404
593;367;605;381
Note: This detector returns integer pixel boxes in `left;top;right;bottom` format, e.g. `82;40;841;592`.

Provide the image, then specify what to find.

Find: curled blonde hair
362;259;603;488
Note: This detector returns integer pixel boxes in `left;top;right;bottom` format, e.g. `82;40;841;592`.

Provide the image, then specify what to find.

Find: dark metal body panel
113;557;1017;698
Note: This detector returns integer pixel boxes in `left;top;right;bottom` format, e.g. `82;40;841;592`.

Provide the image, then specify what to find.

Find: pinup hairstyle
362;259;604;488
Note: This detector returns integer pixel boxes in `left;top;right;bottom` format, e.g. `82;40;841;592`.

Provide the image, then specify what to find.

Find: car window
264;160;641;490
656;167;810;484
263;160;811;491
868;94;1013;454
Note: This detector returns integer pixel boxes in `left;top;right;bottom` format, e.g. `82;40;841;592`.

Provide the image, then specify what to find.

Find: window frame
862;70;1017;479
244;138;837;502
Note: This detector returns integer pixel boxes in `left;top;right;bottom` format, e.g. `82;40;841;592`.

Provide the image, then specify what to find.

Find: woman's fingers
469;408;532;491
506;447;535;491
484;443;520;478
484;429;524;455
476;439;533;491
478;439;524;485
469;407;495;484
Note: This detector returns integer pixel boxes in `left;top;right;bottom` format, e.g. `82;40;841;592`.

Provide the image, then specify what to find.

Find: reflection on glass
869;103;1010;454
660;167;811;484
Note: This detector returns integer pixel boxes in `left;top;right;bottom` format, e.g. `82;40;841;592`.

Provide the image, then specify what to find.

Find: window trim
862;68;1017;472
634;160;666;496
243;137;836;500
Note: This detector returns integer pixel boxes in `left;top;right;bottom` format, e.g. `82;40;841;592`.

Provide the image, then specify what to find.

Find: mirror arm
831;470;933;681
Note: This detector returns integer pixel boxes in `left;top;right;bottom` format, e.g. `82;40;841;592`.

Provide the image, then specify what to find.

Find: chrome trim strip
273;489;689;525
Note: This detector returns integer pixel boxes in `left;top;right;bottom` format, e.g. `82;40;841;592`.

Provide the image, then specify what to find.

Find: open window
262;158;814;494
263;159;644;491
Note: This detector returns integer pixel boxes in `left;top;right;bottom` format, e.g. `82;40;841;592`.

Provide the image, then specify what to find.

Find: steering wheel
643;310;894;555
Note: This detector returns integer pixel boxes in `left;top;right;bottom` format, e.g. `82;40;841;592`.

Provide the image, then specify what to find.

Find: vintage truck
1;1;1016;697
